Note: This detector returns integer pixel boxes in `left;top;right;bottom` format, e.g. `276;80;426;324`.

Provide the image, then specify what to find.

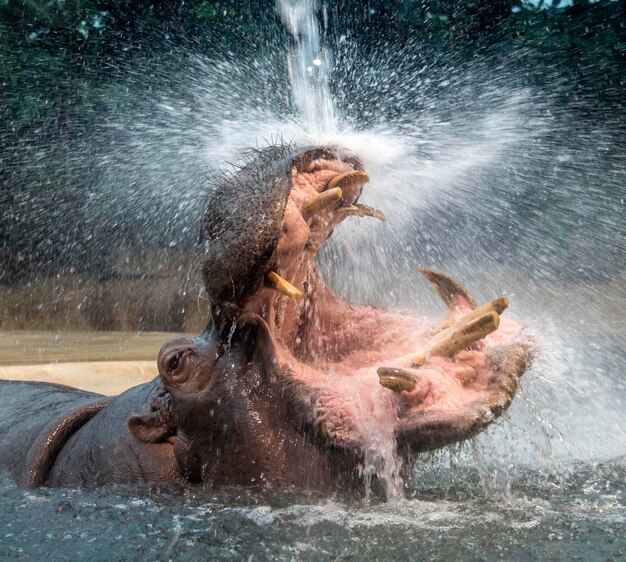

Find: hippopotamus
0;144;532;493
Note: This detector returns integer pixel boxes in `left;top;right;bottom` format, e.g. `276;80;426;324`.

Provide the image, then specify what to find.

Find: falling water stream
1;0;625;558
278;0;337;137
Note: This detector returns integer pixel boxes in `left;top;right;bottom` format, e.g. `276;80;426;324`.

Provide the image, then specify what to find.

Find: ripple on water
0;459;624;560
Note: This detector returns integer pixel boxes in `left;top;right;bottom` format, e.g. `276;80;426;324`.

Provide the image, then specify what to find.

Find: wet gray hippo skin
0;144;532;492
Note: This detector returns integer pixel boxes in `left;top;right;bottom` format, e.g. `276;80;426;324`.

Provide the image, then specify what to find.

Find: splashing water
2;3;625;559
2;0;624;500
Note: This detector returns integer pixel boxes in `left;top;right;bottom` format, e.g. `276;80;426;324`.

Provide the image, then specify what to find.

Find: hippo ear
128;386;177;443
128;412;174;443
128;412;175;443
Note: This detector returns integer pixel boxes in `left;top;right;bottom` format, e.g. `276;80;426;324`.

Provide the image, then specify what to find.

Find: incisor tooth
433;297;508;333
303;187;342;216
377;367;418;393
413;311;500;367
265;271;302;299
463;298;508;322
337;204;387;221
326;170;370;191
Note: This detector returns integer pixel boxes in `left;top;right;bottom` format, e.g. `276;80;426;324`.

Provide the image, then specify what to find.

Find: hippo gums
0;144;532;492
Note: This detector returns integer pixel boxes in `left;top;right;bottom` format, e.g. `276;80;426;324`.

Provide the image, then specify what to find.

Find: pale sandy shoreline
0;330;171;395
0;330;176;365
0;361;157;395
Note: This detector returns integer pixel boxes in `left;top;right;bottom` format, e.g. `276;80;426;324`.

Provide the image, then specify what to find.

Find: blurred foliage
0;0;624;281
1;0;623;136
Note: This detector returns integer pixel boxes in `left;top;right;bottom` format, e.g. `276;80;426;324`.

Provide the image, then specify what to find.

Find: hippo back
0;380;109;487
46;378;182;488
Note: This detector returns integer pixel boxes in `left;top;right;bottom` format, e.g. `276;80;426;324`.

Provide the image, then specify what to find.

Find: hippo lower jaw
198;148;532;468
239;277;531;460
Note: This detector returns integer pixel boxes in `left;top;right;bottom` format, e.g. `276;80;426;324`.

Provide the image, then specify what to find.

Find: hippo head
129;144;532;492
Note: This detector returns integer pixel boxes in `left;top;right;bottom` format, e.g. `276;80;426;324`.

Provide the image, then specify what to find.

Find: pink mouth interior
241;157;526;453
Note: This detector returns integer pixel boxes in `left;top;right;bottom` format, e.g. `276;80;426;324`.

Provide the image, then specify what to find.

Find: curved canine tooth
419;267;478;310
377;367;418;393
303;187;343;216
337;204;387;221
326;170;370;191
265;272;303;299
304;241;318;254
413;311;500;367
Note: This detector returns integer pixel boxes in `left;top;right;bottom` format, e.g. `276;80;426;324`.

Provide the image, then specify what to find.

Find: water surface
1;459;623;560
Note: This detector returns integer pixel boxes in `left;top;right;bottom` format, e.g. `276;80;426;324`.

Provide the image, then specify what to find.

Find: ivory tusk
303;187;343;216
418;267;478;310
432;296;508;334
326;170;370;191
377;366;418;393
413;311;500;366
337;204;387;221
265;271;303;299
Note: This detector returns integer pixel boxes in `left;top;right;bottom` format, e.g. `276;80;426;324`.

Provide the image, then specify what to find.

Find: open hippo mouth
150;144;532;490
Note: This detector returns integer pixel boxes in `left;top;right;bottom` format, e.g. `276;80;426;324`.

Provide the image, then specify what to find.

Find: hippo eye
165;350;191;378
169;353;181;372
